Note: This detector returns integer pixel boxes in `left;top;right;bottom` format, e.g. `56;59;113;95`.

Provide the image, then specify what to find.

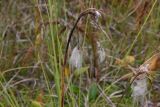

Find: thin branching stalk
61;8;102;107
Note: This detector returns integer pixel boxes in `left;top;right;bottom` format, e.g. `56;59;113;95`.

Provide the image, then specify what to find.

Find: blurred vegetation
0;0;160;107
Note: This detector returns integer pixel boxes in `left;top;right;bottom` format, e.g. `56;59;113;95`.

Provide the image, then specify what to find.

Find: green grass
0;0;160;107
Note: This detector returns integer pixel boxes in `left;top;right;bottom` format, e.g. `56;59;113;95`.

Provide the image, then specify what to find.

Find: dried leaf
64;67;70;77
139;53;160;74
35;33;43;47
115;55;135;67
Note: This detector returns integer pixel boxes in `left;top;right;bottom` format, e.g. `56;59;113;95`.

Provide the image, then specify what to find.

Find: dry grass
0;0;160;107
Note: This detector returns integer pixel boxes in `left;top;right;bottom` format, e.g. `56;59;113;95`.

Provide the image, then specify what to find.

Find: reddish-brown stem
61;8;101;107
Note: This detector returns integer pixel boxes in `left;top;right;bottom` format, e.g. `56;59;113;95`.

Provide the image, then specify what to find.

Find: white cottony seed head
98;48;106;63
97;42;106;63
69;46;83;69
94;11;101;23
131;77;148;106
95;11;101;17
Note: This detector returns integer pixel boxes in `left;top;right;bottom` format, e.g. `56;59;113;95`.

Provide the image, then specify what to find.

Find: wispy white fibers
131;75;148;106
69;46;83;69
97;42;106;63
131;58;152;107
94;11;101;23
